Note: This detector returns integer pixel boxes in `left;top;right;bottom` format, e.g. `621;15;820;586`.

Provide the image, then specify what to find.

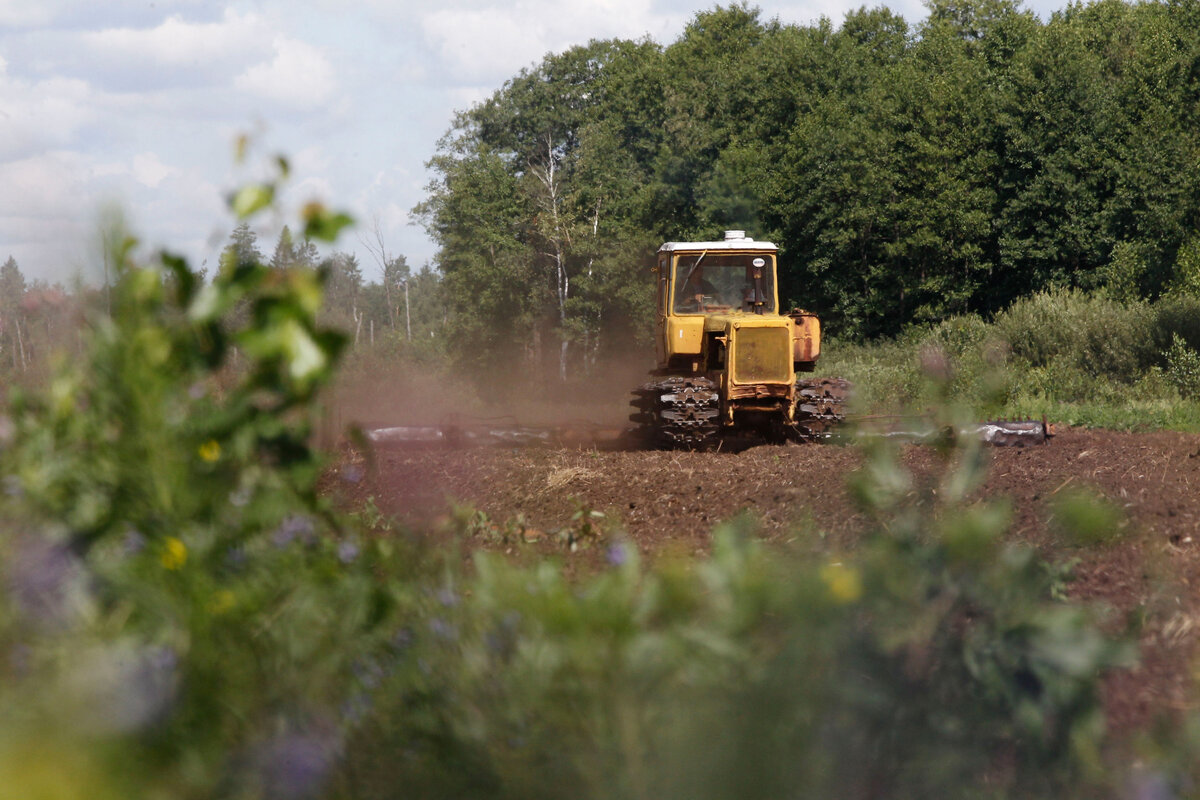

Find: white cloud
0;151;101;281
0;0;220;30
292;146;331;176
421;8;532;81
81;10;266;69
417;0;693;83
0;151;92;220
291;176;336;206
380;202;410;230
0;2;52;27
132;153;178;188
0;57;94;160
447;86;492;111
235;36;337;109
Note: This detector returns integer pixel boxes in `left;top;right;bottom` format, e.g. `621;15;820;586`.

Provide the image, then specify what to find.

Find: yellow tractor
631;231;848;447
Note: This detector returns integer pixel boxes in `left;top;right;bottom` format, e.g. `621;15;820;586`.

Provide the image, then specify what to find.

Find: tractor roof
658;231;777;253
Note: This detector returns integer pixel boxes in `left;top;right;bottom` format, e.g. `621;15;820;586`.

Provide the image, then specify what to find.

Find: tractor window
673;253;776;314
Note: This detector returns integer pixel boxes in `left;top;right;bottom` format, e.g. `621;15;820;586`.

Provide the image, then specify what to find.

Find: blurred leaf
939;502;1008;565
302;203;354;242
230;184;274;219
1050;487;1125;545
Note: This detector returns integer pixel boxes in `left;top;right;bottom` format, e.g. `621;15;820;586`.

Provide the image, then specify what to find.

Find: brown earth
327;427;1200;741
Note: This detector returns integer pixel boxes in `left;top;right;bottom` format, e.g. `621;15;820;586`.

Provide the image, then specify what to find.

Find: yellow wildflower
820;561;862;604
198;439;221;462
208;589;236;614
160;537;188;570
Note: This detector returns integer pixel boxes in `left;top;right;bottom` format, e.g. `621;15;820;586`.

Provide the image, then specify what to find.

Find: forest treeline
0;222;443;383
4;0;1198;388
418;0;1200;379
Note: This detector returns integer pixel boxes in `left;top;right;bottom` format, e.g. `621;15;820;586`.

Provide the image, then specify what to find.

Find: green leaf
283;320;328;383
302;203;354;242
230;184;274;219
188;284;226;323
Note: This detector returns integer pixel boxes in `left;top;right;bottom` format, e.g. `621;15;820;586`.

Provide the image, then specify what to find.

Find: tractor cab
671;250;778;315
654;231;817;375
663;231;778;317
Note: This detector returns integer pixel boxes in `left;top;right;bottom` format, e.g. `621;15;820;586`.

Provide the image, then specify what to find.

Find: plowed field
329;428;1200;739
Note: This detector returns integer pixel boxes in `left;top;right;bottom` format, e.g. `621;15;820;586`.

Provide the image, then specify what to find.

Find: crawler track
630;375;853;447
630;376;721;449
793;377;851;440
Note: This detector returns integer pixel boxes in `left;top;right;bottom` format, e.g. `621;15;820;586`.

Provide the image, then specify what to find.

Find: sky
0;0;1066;286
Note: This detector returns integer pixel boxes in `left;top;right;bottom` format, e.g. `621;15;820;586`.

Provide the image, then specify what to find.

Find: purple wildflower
123;528;146;556
273;515;316;548
352;657;385;690
75;642;178;733
337;540;359;564
256;731;338;800
6;537;83;628
1124;769;1179;800
428;617;457;641
225;546;248;569
341;692;372;724
390;627;414;653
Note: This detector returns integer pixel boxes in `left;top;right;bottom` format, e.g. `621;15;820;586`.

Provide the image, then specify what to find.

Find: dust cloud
327;354;655;434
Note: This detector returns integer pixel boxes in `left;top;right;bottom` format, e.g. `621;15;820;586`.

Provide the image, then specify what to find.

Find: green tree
421;38;668;380
321;250;365;337
418;0;1200;346
383;255;410;337
0;255;28;372
218;222;264;272
270;225;319;270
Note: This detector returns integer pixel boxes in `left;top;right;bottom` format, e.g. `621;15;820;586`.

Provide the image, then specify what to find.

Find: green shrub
993;289;1157;384
826;290;1200;426
1099;241;1150;303
1164;333;1200;398
1153;293;1200;355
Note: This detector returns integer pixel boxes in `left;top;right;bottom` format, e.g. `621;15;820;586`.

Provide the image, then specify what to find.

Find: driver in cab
680;265;719;311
